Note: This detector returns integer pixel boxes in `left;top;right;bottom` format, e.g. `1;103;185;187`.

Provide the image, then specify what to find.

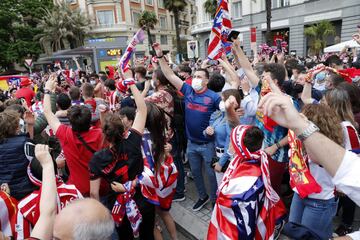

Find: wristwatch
297;121;320;142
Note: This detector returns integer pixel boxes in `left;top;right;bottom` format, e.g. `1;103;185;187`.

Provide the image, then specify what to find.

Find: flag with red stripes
207;0;232;60
207;125;286;239
0;191;18;238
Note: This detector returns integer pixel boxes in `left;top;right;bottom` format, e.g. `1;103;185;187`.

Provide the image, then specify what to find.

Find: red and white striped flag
207;125;286;240
207;0;232;60
118;28;145;72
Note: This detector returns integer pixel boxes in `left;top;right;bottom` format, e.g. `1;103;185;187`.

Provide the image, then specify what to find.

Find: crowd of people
1;28;360;240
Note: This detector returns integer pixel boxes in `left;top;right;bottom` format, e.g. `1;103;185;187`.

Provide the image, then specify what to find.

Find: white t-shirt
332;151;360;206
307;159;335;200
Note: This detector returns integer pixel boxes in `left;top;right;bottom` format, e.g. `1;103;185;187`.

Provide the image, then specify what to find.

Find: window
150;35;156;43
272;0;278;9
158;0;165;8
132;11;140;25
96;10;115;25
159;15;167;29
146;0;153;5
232;1;242;19
160;35;168;45
280;0;290;7
170;15;174;30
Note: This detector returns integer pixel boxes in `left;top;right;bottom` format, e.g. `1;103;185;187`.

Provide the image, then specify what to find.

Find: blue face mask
315;72;326;82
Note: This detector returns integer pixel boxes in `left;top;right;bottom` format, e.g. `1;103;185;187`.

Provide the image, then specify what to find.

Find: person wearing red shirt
42;75;103;196
15;78;35;107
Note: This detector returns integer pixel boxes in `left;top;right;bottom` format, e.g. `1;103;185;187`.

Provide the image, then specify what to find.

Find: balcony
190;21;212;35
89;22;129;34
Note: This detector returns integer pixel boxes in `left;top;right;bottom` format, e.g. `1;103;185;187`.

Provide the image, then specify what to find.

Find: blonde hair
324;88;357;129
302;104;343;145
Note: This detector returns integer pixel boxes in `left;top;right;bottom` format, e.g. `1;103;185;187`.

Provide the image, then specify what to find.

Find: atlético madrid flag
207;0;232;60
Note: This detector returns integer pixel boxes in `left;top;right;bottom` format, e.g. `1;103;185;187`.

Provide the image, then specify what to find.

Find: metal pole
92;47;99;73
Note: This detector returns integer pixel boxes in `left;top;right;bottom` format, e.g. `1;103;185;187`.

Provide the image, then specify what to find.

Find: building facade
64;0;195;71
191;0;360;59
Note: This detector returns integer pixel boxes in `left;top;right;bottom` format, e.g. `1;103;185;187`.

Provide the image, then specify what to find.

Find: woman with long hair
89;71;154;240
288;104;342;239
324;88;360;236
140;102;178;240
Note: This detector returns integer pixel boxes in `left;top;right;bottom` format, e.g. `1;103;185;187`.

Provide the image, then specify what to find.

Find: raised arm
231;39;260;87
153;43;184;90
43;75;61;133
30;144;57;239
123;70;147;134
218;55;240;89
301;82;315;105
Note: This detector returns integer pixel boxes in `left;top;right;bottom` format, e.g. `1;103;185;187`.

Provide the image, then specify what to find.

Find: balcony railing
89;23;128;33
190;21;212;35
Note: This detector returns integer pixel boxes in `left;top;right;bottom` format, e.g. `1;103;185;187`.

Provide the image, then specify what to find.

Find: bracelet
156;54;164;58
297;121;320;142
275;142;281;149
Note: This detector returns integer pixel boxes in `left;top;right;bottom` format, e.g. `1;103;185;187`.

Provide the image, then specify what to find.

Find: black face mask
291;83;304;97
177;74;186;81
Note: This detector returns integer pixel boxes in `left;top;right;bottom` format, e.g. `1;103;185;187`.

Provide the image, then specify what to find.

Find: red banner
250;27;256;43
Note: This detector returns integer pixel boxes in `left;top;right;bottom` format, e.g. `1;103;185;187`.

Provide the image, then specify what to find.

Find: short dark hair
57;93;71;110
325;55;342;67
103;113;124;144
243;126;264;152
30;156;57;182
82;83;94;98
119;107;136;121
9;88;17;94
222;89;241;107
104;79;116;91
67;105;91;132
90;73;99;79
69;86;81;101
178;64;192;74
154;69;170;86
134;66;147;78
207;73;225;92
195;68;209;79
264;63;286;86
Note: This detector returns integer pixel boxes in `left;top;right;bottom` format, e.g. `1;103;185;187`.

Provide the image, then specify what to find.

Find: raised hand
152;43;163;57
35;144;53;167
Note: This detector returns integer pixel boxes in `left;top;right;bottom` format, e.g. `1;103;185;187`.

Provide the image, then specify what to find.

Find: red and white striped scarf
208;125;286;240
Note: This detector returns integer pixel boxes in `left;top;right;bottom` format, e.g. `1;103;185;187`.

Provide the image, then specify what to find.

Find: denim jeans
289;193;338;239
171;130;185;195
187;140;217;201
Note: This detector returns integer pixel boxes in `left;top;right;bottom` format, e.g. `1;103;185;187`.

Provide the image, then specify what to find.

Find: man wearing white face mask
153;43;221;211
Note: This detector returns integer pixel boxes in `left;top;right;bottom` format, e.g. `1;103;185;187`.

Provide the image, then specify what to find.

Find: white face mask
191;78;203;92
151;80;156;89
227;149;234;159
90;80;96;85
219;101;226;112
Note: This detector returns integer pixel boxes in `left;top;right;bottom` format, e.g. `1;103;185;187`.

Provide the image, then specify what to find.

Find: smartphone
24;142;36;158
227;30;241;42
208;60;219;66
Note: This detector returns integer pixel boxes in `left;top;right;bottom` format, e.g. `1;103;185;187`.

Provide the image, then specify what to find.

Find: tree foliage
0;0;53;70
304;20;336;56
164;0;187;61
204;0;218;18
35;1;91;55
138;10;158;53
